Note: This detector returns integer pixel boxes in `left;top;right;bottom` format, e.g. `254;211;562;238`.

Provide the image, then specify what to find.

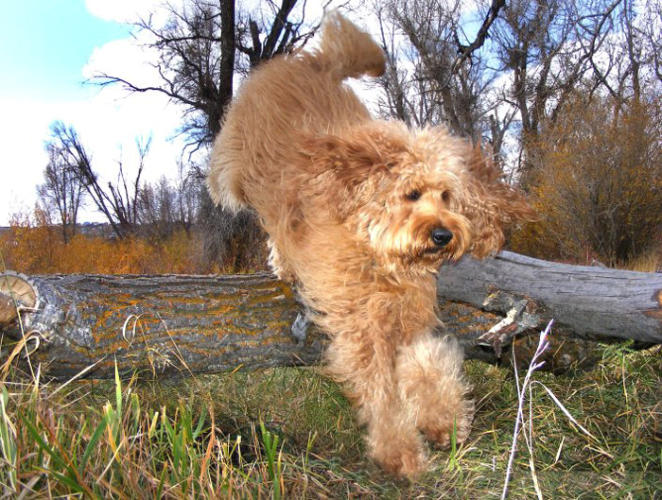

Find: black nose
431;228;453;247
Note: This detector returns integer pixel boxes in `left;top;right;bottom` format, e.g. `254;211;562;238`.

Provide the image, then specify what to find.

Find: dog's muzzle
431;228;453;247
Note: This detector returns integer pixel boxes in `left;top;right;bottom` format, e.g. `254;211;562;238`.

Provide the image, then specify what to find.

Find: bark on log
437;251;662;344
0;272;325;379
0;251;660;379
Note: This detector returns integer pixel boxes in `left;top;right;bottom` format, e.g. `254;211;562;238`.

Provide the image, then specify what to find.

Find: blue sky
0;2;130;100
0;1;186;225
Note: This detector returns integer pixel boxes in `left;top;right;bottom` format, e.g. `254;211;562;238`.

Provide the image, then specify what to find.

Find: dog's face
358;166;472;271
304;121;531;274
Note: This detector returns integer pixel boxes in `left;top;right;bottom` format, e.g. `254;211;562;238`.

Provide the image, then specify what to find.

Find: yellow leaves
512;94;662;266
0;217;204;275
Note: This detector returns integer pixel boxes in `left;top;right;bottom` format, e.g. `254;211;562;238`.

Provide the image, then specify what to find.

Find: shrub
1;212;210;275
512;95;662;266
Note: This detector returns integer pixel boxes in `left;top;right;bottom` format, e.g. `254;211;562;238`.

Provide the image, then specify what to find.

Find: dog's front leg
325;331;428;478
396;332;474;448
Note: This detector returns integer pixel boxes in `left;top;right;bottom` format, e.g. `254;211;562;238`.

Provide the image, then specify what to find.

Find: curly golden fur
208;12;531;477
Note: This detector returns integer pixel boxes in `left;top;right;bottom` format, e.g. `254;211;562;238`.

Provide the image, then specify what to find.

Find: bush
512;95;662;266
1;212;210;275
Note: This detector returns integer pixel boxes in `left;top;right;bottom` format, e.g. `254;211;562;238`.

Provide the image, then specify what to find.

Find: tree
512;94;662;265
173;162;202;236
93;0;335;270
106;136;151;234
641;0;662;86
489;0;625;183
37;144;85;243
47;122;149;239
373;0;661;185
137;177;177;239
375;0;507;149
137;162;202;239
94;0;324;148
608;0;662;106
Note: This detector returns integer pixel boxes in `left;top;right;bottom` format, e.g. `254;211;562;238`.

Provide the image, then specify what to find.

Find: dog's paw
422;399;475;449
374;444;429;479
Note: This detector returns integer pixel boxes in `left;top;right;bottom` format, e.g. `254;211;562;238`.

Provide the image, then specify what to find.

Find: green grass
0;340;660;498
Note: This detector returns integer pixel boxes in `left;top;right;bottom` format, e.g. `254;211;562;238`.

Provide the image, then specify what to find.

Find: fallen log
0;251;660;379
437;251;662;344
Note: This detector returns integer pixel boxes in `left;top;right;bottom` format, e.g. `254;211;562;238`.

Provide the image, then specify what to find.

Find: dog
207;13;530;477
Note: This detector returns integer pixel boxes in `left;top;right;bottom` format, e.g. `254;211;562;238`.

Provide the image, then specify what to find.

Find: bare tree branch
452;0;506;72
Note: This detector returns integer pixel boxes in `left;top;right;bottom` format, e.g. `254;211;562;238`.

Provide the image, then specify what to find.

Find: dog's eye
405;189;421;201
442;190;451;203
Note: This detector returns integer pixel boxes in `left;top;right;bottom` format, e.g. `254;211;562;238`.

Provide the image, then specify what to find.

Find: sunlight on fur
208;11;531;478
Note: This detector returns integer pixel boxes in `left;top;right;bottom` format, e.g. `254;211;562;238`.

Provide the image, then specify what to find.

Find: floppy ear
459;146;534;258
300;123;407;220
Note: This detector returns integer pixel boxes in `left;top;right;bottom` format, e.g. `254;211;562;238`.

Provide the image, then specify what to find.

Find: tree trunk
1;252;660;380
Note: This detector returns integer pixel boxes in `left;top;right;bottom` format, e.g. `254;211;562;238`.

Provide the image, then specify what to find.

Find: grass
0;336;660;498
624;249;662;273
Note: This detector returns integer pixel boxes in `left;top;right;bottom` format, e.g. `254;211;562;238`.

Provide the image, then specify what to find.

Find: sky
0;0;187;225
0;1;482;226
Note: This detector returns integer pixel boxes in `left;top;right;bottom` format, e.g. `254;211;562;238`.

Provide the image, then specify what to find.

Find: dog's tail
206;13;385;213
317;11;386;80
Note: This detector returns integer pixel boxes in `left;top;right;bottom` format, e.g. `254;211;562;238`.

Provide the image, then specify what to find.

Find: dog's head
302;121;532;274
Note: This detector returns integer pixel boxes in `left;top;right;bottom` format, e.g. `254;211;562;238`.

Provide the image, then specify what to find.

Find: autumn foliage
0;210;214;275
511;95;662;267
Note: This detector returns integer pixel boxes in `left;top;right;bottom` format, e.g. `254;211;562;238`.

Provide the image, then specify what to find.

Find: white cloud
0;98;52;222
0;30;191;225
83;32;163;90
85;0;189;28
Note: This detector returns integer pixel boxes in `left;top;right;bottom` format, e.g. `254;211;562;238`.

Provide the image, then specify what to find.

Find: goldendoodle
207;12;530;477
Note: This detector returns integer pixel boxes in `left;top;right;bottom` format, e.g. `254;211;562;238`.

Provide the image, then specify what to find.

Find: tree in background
46;122;149;239
374;0;658;180
95;0;327;147
37;143;86;243
491;0;662;185
512;94;662;265
507;0;662;265
375;0;507;148
137;162;202;240
93;0;336;271
105;136;151;234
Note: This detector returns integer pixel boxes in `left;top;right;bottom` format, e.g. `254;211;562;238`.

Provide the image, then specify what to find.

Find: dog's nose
431;228;453;247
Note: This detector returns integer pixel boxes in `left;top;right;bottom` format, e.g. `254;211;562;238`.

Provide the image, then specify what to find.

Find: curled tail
207;12;385;212
317;11;386;80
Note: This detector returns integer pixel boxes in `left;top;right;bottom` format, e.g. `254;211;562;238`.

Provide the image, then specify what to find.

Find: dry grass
625;248;662;273
1;335;660;498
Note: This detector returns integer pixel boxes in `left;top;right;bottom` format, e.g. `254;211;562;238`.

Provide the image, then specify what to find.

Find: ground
2;341;661;498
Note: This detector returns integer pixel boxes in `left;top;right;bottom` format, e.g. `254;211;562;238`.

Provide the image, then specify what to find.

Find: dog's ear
459;146;534;258
300;123;407;220
304;134;383;187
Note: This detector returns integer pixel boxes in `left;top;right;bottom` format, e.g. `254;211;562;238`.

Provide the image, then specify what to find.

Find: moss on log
1;273;325;378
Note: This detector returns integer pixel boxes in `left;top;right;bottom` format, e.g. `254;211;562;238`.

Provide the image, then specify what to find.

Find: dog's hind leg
396;332;474;448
